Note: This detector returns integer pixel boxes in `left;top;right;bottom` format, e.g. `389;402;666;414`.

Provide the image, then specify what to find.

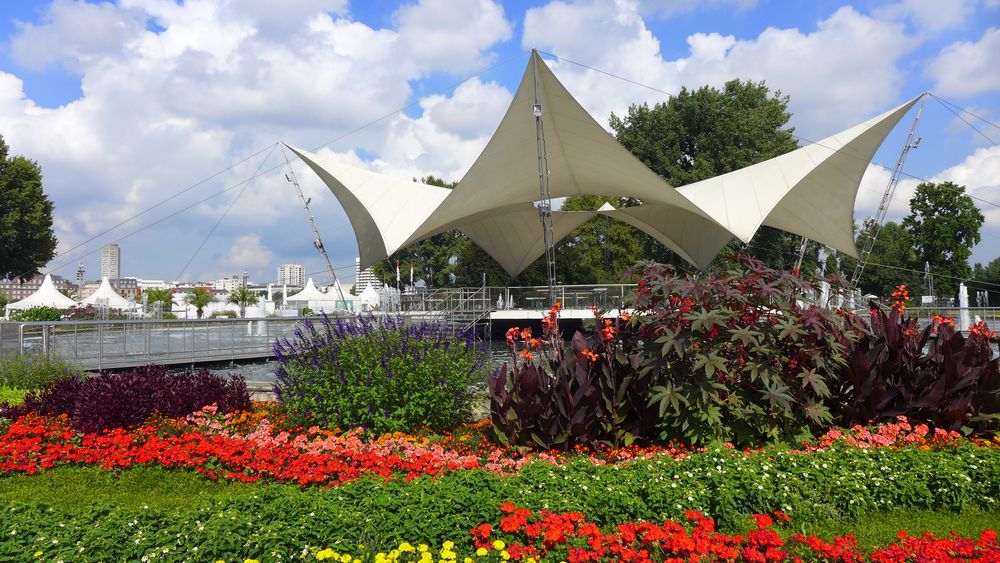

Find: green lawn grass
1;466;994;548
0;466;265;512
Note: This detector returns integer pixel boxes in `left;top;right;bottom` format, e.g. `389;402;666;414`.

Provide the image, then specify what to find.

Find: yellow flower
399;542;415;553
341;555;352;563
245;560;261;563
500;551;511;561
492;540;506;551
476;548;489;557
418;544;430;552
442;541;455;550
33;553;43;558
464;559;474;563
316;549;336;561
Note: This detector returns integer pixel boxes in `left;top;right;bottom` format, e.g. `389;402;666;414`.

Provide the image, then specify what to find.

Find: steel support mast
850;94;927;289
281;145;349;308
531;51;557;304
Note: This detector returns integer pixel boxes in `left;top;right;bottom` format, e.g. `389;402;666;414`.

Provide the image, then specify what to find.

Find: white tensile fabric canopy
285;278;329;302
288;51;920;276
6;274;79;311
82;277;135;309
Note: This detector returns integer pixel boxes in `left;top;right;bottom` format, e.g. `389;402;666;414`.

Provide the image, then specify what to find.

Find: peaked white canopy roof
82;277;135;309
288;51;920;275
6;274;78;310
358;282;379;306
285;278;330;301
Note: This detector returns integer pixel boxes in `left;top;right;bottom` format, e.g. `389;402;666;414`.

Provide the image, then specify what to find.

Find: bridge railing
1;317;308;371
401;284;637;313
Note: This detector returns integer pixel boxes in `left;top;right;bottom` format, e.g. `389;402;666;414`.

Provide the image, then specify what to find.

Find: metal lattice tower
281;145;348;309
850;94;927;288
531;51;557;304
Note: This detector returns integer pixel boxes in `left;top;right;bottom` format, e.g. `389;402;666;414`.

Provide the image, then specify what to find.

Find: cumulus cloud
0;0;513;283
927;27;1000;97
874;0;977;33
395;0;513;74
524;2;916;139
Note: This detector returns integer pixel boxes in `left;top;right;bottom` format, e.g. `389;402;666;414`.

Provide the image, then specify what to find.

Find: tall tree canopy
840;221;922;298
0;135;57;281
971;257;1000;306
902;181;984;298
608;79;809;271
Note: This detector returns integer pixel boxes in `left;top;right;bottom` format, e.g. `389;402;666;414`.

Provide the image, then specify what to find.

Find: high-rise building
277;264;304;287
100;243;120;280
354;257;380;290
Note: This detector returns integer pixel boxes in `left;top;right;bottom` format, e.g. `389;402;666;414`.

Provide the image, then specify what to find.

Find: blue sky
0;0;997;285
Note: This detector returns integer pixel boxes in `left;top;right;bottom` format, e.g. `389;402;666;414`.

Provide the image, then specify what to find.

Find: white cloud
394;0;512;74
0;0;513;282
874;0;977;33
216;233;275;279
927;27;1000;97
524;3;916;139
9;0;145;72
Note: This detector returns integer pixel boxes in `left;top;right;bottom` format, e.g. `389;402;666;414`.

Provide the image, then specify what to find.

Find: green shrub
209;310;237;318
161;312;178;320
0;351;82;390
628;255;857;447
8;306;62;322
0;386;27;406
273;315;486;434
300;306;314;316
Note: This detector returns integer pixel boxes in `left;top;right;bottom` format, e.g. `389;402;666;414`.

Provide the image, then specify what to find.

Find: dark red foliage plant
0;365;250;433
837;297;1000;434
627;254;857;447
488;302;653;453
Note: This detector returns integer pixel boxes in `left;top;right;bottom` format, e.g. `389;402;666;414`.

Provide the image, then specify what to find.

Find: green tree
902;181;984;299
0;292;7;311
555;195;643;284
608;79;810;271
839;221;921;298
185;288;214;319
227;285;259;318
375;176;467;289
143;288;174;313
971;256;1000;305
0;135;57;281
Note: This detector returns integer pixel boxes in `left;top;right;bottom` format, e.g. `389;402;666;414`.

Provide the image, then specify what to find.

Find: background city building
277;264;304;287
0;275;74;301
100;243;121;280
354;257;380;290
213;272;250;292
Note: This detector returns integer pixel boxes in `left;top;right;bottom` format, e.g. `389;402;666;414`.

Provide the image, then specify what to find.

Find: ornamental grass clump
628;254;856;447
0;351;82;390
273;315;487;435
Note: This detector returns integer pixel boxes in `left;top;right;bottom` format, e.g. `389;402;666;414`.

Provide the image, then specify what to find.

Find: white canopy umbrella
358;283;379;310
285;278;329;301
82;277;136;309
6;274;78;310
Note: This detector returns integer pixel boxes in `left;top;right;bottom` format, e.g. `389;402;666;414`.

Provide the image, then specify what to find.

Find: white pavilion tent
287;51;920;275
285;278;328;302
358;283;379;311
5;274;78;311
81;277;136;309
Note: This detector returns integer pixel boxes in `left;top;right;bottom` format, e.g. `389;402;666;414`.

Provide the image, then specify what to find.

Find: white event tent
81;277;136;309
287;51;920;275
5;274;79;310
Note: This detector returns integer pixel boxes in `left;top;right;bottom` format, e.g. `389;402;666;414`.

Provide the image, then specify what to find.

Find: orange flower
600;318;615;341
529;338;542;350
581;348;599;362
620;312;631;322
520;327;533;340
519;349;534;361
